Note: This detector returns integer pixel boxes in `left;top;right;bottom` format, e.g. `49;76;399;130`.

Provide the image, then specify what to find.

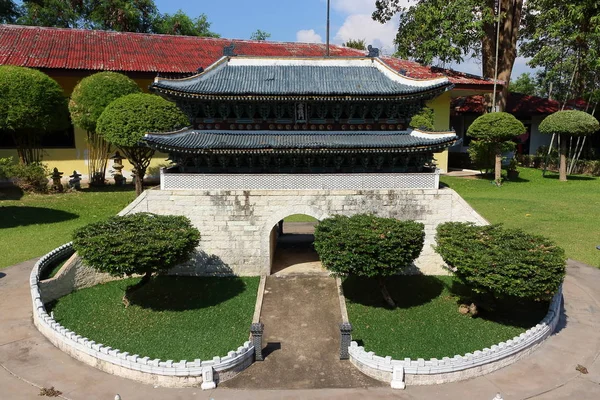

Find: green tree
521;0;600;104
538;110;599;181
73;213;200;306
409;107;434;131
343;39;366;50
97;93;188;195
314;214;425;307
509;72;538;96
69;72;141;185
18;0;83;27
0;66;68;164
152;10;219;37
0;0;21;23
373;0;524;111
467;112;525;185
250;29;271;41
86;0;157;32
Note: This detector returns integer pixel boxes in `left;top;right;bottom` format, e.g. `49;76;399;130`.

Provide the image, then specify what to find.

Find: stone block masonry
120;187;487;276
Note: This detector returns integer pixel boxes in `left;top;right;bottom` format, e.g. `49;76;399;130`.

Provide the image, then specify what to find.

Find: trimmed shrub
314;214;425;307
0;158;49;193
409;107;434;131
73;213;200;305
435;222;565;302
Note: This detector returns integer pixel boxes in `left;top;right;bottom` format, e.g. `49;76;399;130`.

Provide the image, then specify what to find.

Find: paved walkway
0;259;599;399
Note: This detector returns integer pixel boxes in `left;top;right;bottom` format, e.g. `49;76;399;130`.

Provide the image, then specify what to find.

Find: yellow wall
0;73;169;181
426;91;451;172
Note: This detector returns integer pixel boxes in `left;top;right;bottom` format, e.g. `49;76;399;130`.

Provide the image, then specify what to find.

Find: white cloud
330;0;378;15
334;14;398;54
296;29;323;44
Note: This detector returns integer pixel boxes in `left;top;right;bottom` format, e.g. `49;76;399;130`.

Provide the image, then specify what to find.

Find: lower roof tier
144;128;458;155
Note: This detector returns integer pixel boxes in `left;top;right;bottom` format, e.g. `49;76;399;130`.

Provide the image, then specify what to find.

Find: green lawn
47;276;259;361
441;167;600;268
283;214;318;222
344;275;548;359
0;186;136;269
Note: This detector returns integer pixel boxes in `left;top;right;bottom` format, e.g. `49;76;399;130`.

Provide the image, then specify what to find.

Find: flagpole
326;0;330;57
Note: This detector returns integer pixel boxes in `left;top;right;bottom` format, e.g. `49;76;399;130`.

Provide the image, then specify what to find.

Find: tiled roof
451;93;583;115
144;128;458;153
0;24;495;87
151;57;451;97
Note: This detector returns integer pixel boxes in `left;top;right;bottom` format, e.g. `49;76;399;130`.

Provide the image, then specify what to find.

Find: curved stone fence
349;286;563;388
30;243;255;388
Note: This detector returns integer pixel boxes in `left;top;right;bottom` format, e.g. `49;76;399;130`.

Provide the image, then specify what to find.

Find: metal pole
326;0;330;57
491;0;501;112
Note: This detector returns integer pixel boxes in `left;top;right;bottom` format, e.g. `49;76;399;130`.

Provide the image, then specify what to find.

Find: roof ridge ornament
223;44;236;57
367;45;380;58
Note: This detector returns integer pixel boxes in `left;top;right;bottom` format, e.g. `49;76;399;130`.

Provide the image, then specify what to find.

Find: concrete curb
349;285;563;388
30;243;255;388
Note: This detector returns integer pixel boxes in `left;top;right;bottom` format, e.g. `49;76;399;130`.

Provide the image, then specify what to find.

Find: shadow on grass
80;184;137;193
125;275;247;311
0;206;78;228
342;275;445;309
542;174;596;181
0;185;24;200
503;176;530;183
447;280;550;329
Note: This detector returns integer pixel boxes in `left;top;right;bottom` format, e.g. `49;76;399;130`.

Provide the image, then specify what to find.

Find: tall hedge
314;214;425;306
0;66;68;164
435;222;565;302
97;93;188;194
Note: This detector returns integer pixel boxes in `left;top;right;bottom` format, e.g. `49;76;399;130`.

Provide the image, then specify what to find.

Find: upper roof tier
0;24;498;89
150;56;452;99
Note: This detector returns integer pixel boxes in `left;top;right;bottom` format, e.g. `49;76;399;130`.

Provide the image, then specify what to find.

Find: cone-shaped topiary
467;112;525;185
97;93;188;195
0;66;68;164
539;110;599;181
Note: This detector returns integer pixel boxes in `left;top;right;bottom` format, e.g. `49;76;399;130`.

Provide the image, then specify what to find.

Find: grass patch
344;275;548;359
0;186;136;269
47;276;259;361
441;167;600;268
283;214;318;222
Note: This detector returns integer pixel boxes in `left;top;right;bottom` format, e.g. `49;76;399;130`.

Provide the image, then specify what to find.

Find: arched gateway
122;50;487;276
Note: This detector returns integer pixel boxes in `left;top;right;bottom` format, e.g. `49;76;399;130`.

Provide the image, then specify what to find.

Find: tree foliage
69;72;141;133
436;222;566;302
539;110;600;137
250;29;271;41
0;0;21;23
521;0;600;104
343;39;367;50
373;0;523;111
314;214;424;307
152;10;219;37
509;73;539;96
73;213;200;305
0;66;68;164
97;93;188;194
467;112;526;142
409;107;434;131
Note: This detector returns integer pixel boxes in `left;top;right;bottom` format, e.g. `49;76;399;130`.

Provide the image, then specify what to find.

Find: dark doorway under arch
269;215;326;275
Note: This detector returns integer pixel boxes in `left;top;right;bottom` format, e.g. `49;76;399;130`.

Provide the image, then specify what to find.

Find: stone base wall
119;187;487;276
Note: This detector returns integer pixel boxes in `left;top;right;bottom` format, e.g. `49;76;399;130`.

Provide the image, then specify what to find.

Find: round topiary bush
73;213;200;305
435;222;565;303
314;214;425;306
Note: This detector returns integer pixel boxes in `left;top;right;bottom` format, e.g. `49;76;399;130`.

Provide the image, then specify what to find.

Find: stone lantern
110;151;126;186
50;167;64;192
68;170;82;190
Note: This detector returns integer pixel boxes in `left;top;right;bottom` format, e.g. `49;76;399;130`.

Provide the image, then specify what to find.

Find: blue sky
155;0;533;79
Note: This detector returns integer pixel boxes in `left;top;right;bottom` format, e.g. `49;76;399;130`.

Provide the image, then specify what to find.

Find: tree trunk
495;146;503;185
559;134;567;181
378;277;396;308
122;271;152;307
134;171;145;196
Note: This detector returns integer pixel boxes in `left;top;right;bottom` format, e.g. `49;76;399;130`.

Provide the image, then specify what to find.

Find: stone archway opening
269;214;326;275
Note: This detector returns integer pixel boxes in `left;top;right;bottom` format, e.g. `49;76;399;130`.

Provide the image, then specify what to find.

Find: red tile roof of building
0;24;495;87
452;93;571;115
